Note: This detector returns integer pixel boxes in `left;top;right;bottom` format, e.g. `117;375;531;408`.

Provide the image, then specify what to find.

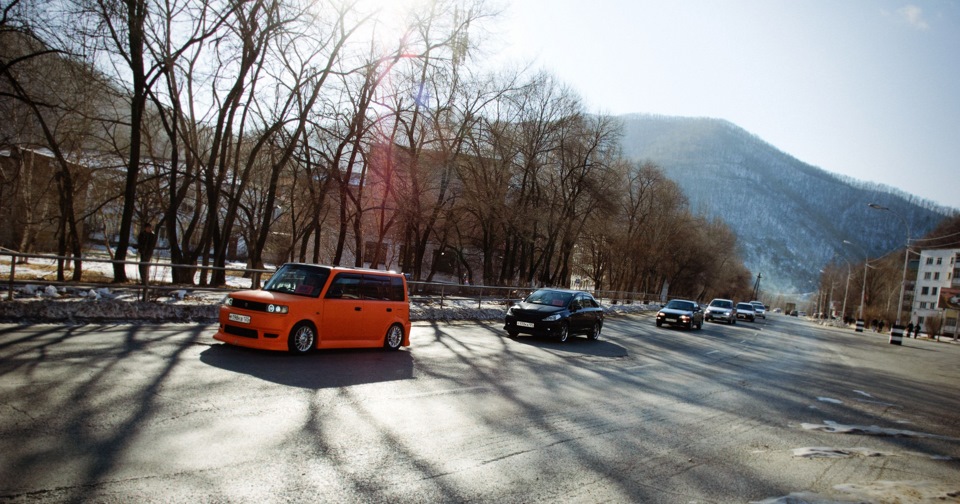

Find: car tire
696;320;703;330
557;323;569;343
731;318;736;325
656;320;662;327
384;324;404;351
589;322;601;340
288;322;316;354
508;330;519;338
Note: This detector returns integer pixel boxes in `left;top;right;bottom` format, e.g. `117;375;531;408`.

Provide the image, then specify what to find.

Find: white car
736;302;757;322
749;301;766;319
705;298;737;324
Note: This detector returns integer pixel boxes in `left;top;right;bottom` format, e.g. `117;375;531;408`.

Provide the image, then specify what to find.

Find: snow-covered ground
0;257;655;323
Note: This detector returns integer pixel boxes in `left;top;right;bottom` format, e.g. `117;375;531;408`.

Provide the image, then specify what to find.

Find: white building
911;248;960;336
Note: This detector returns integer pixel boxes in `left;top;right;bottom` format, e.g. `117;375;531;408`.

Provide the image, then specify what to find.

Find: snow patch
752;481;960;503
817;397;843;404
801;420;960;441
792;447;888;458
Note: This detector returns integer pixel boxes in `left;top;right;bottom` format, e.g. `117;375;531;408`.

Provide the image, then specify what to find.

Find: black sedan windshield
665;300;696;311
525;289;573;307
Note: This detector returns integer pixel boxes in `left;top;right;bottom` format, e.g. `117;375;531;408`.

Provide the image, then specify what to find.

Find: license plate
229;313;251;324
666;318;677;322
517;321;535;328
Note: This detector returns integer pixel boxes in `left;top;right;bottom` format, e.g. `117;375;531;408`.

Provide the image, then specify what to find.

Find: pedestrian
878;320;885;333
136;223;157;283
906;321;914;338
914;323;921;338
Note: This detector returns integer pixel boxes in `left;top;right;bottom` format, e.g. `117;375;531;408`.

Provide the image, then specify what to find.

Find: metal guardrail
2;250;661;307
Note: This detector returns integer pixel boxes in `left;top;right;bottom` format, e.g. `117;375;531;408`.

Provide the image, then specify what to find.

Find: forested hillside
619;114;954;293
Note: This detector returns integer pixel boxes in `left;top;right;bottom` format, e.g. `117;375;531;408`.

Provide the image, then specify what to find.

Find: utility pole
752;273;762;300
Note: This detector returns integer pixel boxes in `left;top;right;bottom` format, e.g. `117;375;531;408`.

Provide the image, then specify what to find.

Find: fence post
6;254;14;301
478;287;483;309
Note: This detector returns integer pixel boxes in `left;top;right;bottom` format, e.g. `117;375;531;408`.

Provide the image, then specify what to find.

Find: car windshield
263;264;330;297
526;289;573;307
737;303;754;310
710;300;732;308
665;300;696;311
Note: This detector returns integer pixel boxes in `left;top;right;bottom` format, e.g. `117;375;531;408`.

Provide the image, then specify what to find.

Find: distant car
736;302;757;322
749;301;766;319
504;288;604;342
705;298;737;324
656;299;704;330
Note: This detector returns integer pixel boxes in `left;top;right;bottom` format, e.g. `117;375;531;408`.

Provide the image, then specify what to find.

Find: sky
484;0;960;209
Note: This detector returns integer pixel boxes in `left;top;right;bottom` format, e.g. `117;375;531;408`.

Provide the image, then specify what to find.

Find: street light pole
838;256;851;324
843;240;868;320
868;203;911;326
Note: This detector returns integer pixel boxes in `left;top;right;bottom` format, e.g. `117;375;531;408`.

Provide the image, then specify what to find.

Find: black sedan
656;299;704;330
504;288;604;343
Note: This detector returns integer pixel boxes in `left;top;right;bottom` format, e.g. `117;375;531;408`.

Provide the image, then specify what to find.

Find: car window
527;290;573;307
710;300;732;308
325;273;362;299
263;264;330;297
666;300;695;311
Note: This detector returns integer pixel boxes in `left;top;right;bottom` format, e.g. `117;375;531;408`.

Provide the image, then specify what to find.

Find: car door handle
355;307;362;311
386;308;393;312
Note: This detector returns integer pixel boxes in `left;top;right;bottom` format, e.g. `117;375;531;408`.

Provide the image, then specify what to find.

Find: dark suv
504;288;604;342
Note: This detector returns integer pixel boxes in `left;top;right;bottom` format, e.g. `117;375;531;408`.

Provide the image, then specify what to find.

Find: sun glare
355;0;427;54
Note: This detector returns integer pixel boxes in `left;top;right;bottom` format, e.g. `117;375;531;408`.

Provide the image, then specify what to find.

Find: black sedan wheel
557;323;569;343
589;322;601;340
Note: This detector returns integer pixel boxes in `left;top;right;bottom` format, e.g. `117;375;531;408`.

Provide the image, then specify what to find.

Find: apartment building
911;248;960;337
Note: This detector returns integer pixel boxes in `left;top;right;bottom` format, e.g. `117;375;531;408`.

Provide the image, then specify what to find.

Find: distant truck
784;302;796;316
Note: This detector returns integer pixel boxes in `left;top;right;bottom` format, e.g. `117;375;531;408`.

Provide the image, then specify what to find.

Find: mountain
617;114;955;294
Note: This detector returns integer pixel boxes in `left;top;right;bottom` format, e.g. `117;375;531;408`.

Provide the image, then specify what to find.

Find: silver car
750;301;766;319
705;298;737;324
736;302;757;322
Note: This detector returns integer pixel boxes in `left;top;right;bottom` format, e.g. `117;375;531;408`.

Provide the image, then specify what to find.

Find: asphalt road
1;314;959;503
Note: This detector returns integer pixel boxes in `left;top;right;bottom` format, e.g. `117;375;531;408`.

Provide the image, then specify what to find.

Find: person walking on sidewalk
136;223;157;284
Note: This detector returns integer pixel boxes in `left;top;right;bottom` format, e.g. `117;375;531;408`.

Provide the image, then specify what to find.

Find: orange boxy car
213;263;411;354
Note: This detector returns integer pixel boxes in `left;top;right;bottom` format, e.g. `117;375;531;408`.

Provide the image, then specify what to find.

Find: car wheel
697;320;703;330
384;324;404;350
589;322;601;340
656;320;662;327
508;330;519;338
288;322;316;354
731;318;736;325
557;323;569;343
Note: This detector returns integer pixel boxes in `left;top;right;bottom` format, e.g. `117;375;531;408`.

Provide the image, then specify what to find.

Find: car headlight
267;304;288;314
222;295;233;306
656;312;665;318
543;313;561;322
507;306;515;316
